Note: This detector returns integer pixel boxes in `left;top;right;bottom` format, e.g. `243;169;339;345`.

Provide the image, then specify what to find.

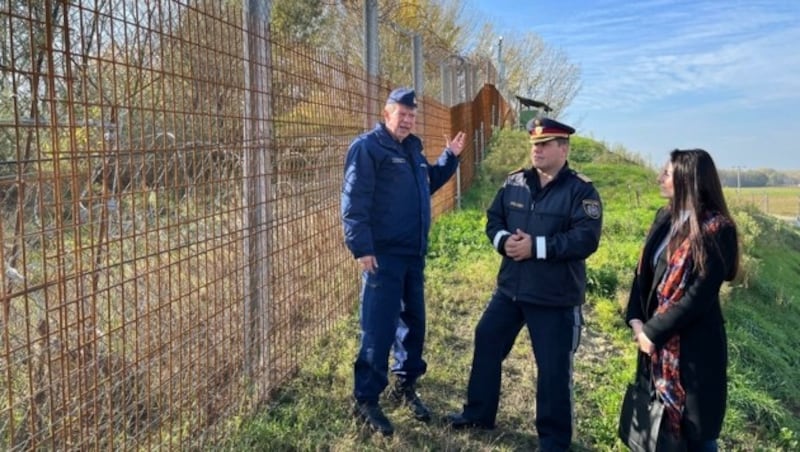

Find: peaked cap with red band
526;117;576;143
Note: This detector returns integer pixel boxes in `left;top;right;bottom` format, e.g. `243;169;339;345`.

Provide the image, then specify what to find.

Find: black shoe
352;401;394;436
444;412;495;430
389;382;432;423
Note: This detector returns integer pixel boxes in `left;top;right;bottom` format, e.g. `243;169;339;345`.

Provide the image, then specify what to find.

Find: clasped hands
504;228;533;261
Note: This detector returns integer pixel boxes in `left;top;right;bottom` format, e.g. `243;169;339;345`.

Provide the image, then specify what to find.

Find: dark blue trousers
353;254;427;403
688;439;718;451
462;290;582;451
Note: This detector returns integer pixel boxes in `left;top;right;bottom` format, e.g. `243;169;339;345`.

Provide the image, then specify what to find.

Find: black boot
353;400;394;436
444;412;495;430
389;379;432;423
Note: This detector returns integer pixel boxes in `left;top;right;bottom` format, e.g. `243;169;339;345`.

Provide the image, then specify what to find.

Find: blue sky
470;0;800;170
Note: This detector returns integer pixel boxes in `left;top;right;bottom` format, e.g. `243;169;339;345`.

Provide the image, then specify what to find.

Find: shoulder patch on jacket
573;171;592;183
582;199;602;219
505;169;527;187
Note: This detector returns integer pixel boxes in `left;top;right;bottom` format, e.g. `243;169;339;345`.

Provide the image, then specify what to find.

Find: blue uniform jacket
341;123;459;258
486;164;603;306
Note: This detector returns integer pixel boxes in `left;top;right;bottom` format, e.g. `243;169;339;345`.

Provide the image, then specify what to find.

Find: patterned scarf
651;212;728;435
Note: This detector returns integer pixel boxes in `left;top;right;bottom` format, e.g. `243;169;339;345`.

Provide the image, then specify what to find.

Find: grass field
726;186;800;219
221;131;800;451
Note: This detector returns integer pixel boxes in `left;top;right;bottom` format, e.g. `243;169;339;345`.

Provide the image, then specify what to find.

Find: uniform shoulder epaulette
572;170;592;183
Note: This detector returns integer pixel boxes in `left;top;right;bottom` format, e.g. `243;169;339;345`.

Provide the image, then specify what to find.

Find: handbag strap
636;351;657;396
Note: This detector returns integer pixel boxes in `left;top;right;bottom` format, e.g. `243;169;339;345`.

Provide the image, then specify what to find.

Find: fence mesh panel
0;1;512;449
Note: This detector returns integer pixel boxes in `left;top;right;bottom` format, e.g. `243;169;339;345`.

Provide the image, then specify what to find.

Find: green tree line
718;168;800;187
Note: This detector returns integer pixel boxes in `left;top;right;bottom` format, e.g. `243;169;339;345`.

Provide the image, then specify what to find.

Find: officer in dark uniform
446;117;602;452
341;88;466;436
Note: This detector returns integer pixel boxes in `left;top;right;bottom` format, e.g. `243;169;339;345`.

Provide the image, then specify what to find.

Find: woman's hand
636;331;655;355
629;319;655;355
629;319;644;340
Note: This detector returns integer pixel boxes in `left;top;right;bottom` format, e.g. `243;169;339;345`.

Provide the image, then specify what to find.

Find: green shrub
477;129;529;187
586;265;618;299
570;136;606;163
427;209;488;263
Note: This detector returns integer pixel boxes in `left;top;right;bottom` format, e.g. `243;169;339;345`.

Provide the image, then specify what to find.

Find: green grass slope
220;130;800;451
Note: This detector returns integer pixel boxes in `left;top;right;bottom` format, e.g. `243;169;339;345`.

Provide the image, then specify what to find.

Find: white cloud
527;0;800;113
472;0;800;168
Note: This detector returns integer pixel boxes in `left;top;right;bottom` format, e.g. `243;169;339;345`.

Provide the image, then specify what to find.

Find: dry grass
726;186;800;219
1;170;355;451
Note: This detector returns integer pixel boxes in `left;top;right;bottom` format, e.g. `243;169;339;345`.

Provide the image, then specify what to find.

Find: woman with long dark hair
625;149;740;451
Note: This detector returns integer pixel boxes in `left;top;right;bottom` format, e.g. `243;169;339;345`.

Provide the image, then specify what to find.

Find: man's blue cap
387;87;417;108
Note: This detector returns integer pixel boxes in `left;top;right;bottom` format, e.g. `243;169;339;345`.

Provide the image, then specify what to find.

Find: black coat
625;208;738;441
485;165;602;306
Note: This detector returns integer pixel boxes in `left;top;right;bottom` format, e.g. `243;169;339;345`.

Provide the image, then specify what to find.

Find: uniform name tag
391;157;406;164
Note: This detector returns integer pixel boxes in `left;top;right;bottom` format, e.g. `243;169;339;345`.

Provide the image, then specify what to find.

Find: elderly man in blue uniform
341;87;466;436
445;117;602;451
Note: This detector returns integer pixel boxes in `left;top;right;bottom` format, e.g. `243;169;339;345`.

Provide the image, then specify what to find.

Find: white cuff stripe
493;230;511;250
536;236;546;259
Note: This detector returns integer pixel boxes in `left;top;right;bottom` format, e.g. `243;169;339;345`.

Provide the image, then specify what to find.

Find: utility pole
733;166;746;194
497;36;504;91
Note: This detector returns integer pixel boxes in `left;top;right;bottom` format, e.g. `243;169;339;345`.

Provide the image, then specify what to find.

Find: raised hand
445;131;467;156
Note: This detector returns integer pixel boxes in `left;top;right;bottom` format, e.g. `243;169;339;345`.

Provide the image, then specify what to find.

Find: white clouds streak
535;1;800;113
472;0;800;167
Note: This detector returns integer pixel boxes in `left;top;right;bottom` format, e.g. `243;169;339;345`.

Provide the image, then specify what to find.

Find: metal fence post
474;129;480;169
440;63;450;105
480;121;485;161
413;33;423;134
497;36;504;93
242;0;273;391
464;63;473;102
456;165;462;210
364;0;379;129
412;34;423;97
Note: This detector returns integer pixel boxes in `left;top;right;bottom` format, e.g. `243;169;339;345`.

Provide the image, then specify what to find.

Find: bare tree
471;23;580;117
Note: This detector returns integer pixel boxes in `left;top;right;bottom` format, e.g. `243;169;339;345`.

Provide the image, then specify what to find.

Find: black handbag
618;355;686;452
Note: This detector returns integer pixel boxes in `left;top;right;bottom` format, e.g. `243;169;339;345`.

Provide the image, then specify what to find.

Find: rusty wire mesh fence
0;1;512;449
